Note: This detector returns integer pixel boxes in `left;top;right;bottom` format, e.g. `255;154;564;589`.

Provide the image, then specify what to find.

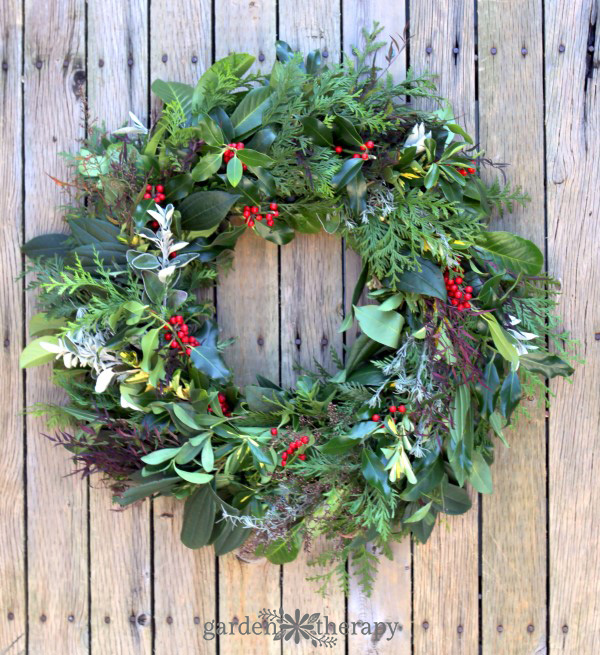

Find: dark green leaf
305;49;322;74
244;385;282;412
246;125;278;153
253;220;295;245
190;320;230;382
209;107;234;141
114;476;179;506
258;529;302;564
520;352;574;379
300;116;334;148
179;190;241;232
438;478;472;515
500;371;521;421
331;158;363;190
347;170;367;216
230;86;273;139
191;151;223;182
195;112;225;145
361;449;391;498
394;257;447;300
181;485;217;549
23;233;69;260
236;148;274;168
275;40;295;64
333;114;363;146
151;80;194;116
475;231;544;275
469;451;493;494
165;173;194;201
481;357;500;415
344;333;381;377
354;305;403;349
424;163;440;189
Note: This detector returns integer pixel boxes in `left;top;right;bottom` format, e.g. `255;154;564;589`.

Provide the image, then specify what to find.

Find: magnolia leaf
475;231;543;275
354;304;403;349
179;190;241;232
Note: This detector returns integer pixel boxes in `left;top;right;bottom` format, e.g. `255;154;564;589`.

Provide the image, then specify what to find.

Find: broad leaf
181;485;217;549
236;148;274;168
520;352;574;379
22;233;69;260
394;257;447;300
179;190;241;232
300;116;334;147
332;158;363;190
361;449;391;498
19;336;59;368
469;451;493;494
230;86;273;138
500;371;521;421
192;152;223;182
354;305;403;349
189;320;231;382
151;80;194;116
226;156;243;187
475;231;543;275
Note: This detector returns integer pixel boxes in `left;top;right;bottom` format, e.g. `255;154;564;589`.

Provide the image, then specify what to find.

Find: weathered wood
546;2;600;653
86;3;152;654
342;7;412;653
24;1;89;653
150;3;216;653
478;3;548;653
278;3;345;653
214;4;282;654
409;3;479;654
0;1;25;653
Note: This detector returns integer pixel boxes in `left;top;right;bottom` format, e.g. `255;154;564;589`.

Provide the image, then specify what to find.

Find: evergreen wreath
21;27;576;595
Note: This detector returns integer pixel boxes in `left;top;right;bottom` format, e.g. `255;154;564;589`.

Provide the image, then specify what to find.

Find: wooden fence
1;1;598;653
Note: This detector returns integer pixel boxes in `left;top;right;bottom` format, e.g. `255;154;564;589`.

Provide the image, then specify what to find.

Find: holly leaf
332;158;363;190
520;352;574;378
300;116;334;147
189;320;231;381
361;449;391;498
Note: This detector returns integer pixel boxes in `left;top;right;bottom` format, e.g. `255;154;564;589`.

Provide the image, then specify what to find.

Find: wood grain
546;2;600;653
214;4;282;654
278;2;345;653
150;3;216;653
24;1;89;653
0;1;25;653
409;3;479;654
86;3;152;654
342;6;412;654
478;2;547;653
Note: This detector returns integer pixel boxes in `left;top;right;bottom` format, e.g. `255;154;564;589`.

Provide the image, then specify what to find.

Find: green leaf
333;114;363;146
174;465;213;485
474;231;543;275
394;257;447;300
226;155;243;187
401;456;445;501
19;336;59;368
29;313;65;337
481;314;520;369
354;305;404;349
191;151;223;182
258;529;302;564
489;411;509;447
172;403;203;430
344;333;381;377
141;270;166;305
195;112;225;146
347;171;367;216
469;451;493;494
246;125;278;152
500;371;521;421
179;190;241;232
230;86;273;139
404;501;433;523
131;253;160;270
361;449;391;498
424;163;440;189
151;80;194;115
141;447;181;466
22;233;69;260
332;158;363;190
114;476;179;506
190;320;231;381
300;116;334;147
482;357;500;415
446;122;474;144
247;440;272;466
236;148;274;168
181;485;216;549
439;479;472;515
140;328;160;373
201;439;214;472
478;273;504;307
212;519;251;556
253;220;295;245
209;107;234;141
165;173;194;200
520;352;574;379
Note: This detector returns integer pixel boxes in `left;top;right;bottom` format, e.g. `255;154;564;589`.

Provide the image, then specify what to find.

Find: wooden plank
150;3;216;653
24;1;89;653
341;6;412;654
278;3;345;653
0;1;25;653
477;3;547;653
86;3;152;654
546;2;600;653
213;3;282;654
409;3;479;654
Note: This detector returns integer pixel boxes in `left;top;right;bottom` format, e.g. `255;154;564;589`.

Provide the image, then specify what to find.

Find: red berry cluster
242;202;279;229
223;142;247;170
444;270;474;311
163;315;199;356
458;161;477;176
280;435;310;467
341;139;375;160
208;392;232;417
143;183;166;203
372;405;406;422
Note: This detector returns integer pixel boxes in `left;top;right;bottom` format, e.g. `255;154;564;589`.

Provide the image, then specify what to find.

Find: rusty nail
453;47;459;54
192;55;198;63
457;625;464;634
162;54;168;63
521;47;528;55
194;616;200;625
40;614;47;623
68;614;75;623
426;46;433;54
322;49;329;58
527;624;535;633
128;57;134;67
559;44;566;53
491;47;497;55
2;61;8;71
588;45;595;53
166;616;173;625
497;624;504;633
257;336;264;346
258;52;265;62
562;625;569;634
98;58;104;68
35;60;43;69
104;616;111;624
7;612;14;621
422;621;429;630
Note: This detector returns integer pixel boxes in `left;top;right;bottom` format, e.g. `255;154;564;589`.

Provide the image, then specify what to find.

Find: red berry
451;284;458;292
455;277;463;285
250;206;258;214
398;405;406;413
281;452;287;460
256;214;263;221
281;460;287;467
243;210;251;218
286;447;294;455
295;440;302;449
372;414;381;422
353;153;361;158
236;142;244;149
169;251;177;259
365;140;375;149
457;303;466;310
301;436;309;444
159;193;167;202
182;336;190;344
468;167;476;174
359;144;367;151
156;184;164;193
176;315;184;324
143;192;152;199
298;454;307;461
181;324;189;333
464;302;471;309
389;406;397;413
177;330;185;338
185;348;191;355
170;341;179;349
243;206;250;212
269;202;278;210
361;153;369;160
464;293;472;301
334;146;343;154
242;164;247;171
455;291;463;299
266;219;274;227
451;298;459;306
271;428;278;436
459;169;467;176
465;286;473;293
151;220;160;229
154;196;161;203
146;184;153;191
169;316;178;325
271;210;279;217
218;393;226;403
247;219;255;228
165;333;172;341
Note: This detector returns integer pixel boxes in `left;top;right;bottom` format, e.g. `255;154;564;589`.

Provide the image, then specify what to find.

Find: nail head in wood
63;59;69;68
562;625;569;634
321;337;328;347
491;47;497;55
104;616;111;624
521;47;528;55
162;54;168;63
497;624;504;633
194;616;200;624
527;624;535;633
559;44;566;53
137;614;148;625
128;57;134;67
98;58;104;68
191;55;198;63
322;49;329;58
258;52;265;62
453;47;459;54
422;621;429;630
457;625;464;634
68;614;75;622
7;612;14;621
426;46;433;54
295;337;302;346
35;60;43;69
2;61;8;71
595;333;600;340
166;616;173;625
40;614;47;622
257;336;264;346
588;45;595;53
129;614;137;624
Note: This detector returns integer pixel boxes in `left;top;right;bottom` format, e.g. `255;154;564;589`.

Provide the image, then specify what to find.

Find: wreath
21;27;575;594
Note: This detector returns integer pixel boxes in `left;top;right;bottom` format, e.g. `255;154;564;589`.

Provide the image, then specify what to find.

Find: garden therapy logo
202;607;403;646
